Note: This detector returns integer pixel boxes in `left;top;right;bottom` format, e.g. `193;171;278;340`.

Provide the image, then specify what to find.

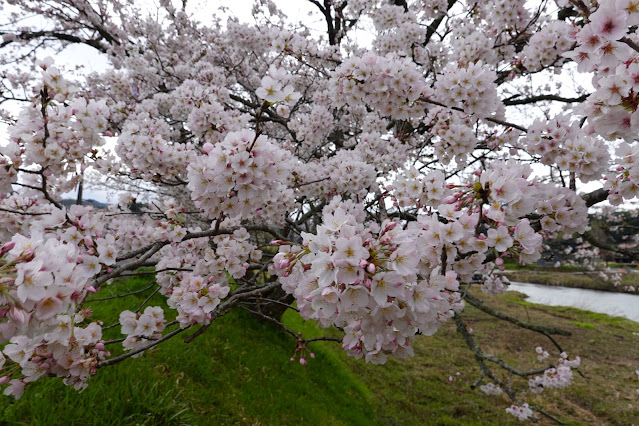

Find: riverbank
338;290;639;425
508;281;639;322
500;270;639;293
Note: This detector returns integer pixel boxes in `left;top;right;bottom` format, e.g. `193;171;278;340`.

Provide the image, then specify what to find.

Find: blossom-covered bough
0;0;637;420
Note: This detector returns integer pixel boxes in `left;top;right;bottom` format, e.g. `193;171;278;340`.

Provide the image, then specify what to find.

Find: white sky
0;1;609;205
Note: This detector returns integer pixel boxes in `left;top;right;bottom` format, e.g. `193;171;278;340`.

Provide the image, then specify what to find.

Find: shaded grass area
503;270;639;293
2;275;639;424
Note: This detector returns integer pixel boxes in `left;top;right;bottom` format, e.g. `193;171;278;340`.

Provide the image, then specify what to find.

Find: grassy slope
2;275;638;424
0;275;374;425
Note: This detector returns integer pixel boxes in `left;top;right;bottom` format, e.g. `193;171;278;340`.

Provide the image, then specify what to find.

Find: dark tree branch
423;0;456;46
503;93;589;106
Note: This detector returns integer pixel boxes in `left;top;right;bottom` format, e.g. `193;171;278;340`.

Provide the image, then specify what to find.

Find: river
508;282;639;323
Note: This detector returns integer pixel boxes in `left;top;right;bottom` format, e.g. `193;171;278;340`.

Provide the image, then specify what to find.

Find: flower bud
8;307;26;325
0;241;15;257
84;236;94;247
279;258;290;269
21;249;35;261
385;222;397;231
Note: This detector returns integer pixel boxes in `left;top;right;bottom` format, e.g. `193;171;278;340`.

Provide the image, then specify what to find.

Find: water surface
508;282;639;322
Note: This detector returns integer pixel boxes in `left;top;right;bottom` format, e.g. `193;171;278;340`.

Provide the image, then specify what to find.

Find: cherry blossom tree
0;0;637;421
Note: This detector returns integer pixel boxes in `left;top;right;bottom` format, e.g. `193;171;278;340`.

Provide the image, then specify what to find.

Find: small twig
85;282;156;302
136;286;161;313
246;296;299;312
98;325;191;367
421;97;528;132
0;207;49;216
119;267;192;277
483;354;552;377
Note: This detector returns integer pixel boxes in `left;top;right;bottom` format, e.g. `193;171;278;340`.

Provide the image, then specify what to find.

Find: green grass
569;321;596;329
2;275;639;424
1;275;376;425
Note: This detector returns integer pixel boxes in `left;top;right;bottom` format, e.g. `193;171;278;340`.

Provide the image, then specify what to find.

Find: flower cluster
450;23;499;67
352;132;408;174
519;115;610;182
287;105;334;156
483;0;530;29
506;403;533;421
256;66;301;105
119;307;166;356
567;1;639;142
0;195;44;241
1;319;107;398
605;142;639;205
331;53;427;120
2;61;110;196
0;155;17;196
536;346;549;361
116;113;196;181
155;224;260;326
0;235;108;397
168;277;230;328
479;382;503;395
370;4;426;56
391;168;450;210
320;151;378;200
535;184;589;235
187;130;294;221
427;108;479;166
171;79;249;145
521;21;572;71
272;207;464;364
480;274;510;295
528;352;581;394
432;61;503;119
